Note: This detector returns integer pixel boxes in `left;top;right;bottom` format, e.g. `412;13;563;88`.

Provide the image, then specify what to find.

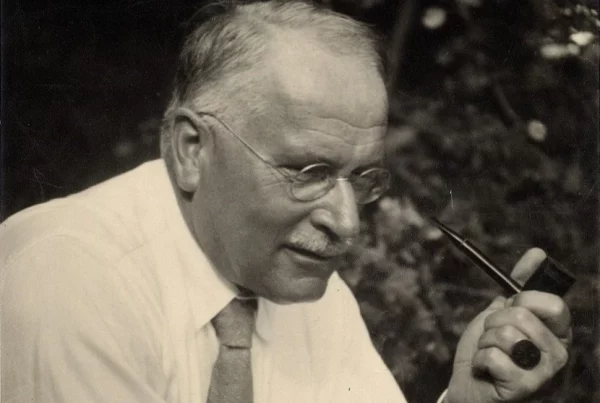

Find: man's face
189;35;388;303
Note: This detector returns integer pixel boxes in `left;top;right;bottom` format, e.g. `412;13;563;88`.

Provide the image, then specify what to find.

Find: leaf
422;7;447;30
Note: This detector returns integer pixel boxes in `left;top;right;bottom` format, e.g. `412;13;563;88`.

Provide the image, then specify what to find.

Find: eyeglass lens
289;165;390;204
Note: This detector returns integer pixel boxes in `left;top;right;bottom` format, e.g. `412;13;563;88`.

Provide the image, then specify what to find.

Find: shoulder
0;228;165;375
0;202;124;269
0;161;176;399
0;160;169;267
0;233;167;401
0;161;170;338
0;196;131;319
1;232;156;327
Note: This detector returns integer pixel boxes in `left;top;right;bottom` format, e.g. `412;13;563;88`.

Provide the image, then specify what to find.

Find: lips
284;242;349;261
285;245;332;261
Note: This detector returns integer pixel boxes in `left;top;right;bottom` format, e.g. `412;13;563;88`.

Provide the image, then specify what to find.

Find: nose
309;179;360;242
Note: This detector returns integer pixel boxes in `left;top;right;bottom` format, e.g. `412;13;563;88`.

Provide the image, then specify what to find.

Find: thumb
511;247;547;285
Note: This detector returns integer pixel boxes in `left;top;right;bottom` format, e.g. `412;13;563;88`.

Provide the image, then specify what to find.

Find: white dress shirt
0;159;407;403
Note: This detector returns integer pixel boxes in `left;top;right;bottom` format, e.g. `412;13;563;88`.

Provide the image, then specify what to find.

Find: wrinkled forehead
275;117;387;168
252;83;387;168
278;103;388;162
268;32;388;125
238;32;388;151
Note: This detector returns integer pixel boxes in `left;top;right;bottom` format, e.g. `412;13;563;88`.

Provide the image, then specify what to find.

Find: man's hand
446;248;572;403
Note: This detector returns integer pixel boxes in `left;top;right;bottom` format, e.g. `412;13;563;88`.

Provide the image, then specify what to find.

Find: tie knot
212;298;257;348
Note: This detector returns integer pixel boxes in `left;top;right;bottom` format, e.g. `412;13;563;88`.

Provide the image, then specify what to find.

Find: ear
170;113;211;193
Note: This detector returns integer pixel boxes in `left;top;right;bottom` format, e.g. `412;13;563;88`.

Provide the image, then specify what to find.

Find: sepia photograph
1;0;598;402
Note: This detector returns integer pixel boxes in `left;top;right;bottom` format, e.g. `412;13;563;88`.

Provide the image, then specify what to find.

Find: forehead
277;110;386;165
243;31;388;165
270;31;387;123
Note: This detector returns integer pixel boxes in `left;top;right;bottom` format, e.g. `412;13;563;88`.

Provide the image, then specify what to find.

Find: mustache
287;236;354;258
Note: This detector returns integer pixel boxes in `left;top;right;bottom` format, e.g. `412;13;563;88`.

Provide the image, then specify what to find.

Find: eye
351;168;390;199
293;163;334;183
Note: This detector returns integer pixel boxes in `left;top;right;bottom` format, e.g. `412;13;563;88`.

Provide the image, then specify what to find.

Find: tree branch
387;0;418;95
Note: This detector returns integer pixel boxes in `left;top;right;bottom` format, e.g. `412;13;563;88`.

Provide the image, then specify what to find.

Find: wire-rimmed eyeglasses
173;107;391;204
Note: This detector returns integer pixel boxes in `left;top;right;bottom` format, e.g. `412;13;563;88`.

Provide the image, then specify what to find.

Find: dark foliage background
2;0;598;402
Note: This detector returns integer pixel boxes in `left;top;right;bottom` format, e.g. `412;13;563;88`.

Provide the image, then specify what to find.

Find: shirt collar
150;159;273;341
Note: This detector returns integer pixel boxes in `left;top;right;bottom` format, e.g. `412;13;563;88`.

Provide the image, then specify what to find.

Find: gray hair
160;0;385;159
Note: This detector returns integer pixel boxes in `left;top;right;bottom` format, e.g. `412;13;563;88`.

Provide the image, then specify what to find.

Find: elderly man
0;1;571;402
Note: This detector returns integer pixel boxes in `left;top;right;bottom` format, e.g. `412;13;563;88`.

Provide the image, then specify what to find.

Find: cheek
207;151;312;246
220;168;300;228
242;195;305;242
213;149;279;200
209;172;296;241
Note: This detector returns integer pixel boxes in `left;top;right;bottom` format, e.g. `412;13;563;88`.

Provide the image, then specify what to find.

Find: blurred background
2;0;598;401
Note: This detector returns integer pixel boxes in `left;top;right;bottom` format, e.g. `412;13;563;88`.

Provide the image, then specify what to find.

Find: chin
264;277;329;305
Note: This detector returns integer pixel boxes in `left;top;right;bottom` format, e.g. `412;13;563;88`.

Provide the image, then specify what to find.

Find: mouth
283;244;347;263
285;245;331;261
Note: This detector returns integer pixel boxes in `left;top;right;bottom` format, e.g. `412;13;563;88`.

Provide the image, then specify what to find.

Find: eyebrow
274;147;385;171
264;127;385;168
279;150;337;166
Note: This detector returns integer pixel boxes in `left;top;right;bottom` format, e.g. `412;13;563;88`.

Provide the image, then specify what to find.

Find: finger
478;325;528;355
472;296;507;323
484;306;569;369
472;348;539;400
511;291;572;339
511;248;547;285
472;347;520;385
484;306;561;349
487;295;507;311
